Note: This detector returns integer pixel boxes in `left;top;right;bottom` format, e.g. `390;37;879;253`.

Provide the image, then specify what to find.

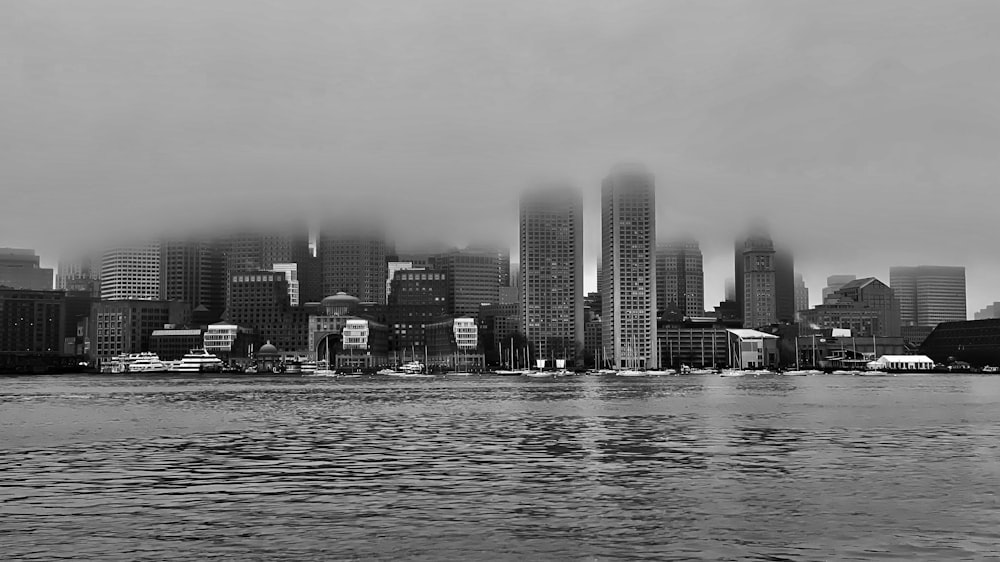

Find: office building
387;261;422;300
435;247;508;317
317;225;387;304
774;248;795;324
100;242;161;301
737;230;777;329
159;238;226;322
601;163;657;369
823;275;857;303
226;271;312;352
89;300;190;363
0;288;65;353
656;238;704;318
389;269;447;308
0;248;54;291
794;273;809;319
425;317;483;370
519;185;584;365
890;266;967;327
271;263;300;306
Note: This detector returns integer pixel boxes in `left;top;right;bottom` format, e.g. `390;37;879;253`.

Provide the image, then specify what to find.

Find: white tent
869;355;935;371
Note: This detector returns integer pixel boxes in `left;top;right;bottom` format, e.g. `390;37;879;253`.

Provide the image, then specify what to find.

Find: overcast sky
3;0;998;315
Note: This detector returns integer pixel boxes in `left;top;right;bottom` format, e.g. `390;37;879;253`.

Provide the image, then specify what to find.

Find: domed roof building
257;341;279;357
321;292;360;316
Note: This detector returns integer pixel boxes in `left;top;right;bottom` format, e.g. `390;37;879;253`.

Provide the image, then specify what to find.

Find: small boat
616;370;648;377
524;371;553;378
400;361;426;375
686;368;716;376
982;366;998;374
376;368;399;376
781;369;819;376
493;369;523;376
719;369;747;377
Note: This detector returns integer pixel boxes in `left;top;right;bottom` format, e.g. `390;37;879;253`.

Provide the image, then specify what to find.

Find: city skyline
2;1;999;316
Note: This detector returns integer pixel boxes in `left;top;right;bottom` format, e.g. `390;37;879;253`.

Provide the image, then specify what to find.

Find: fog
2;0;998;314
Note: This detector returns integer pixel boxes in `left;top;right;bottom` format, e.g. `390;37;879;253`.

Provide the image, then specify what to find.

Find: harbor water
2;373;999;560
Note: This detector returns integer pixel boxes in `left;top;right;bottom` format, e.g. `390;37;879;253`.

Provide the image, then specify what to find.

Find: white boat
447;371;475;376
493;369;523;376
645;369;675;376
126;352;168;373
830;369;858;376
719;369;747;377
984;366;999;374
376;368;399;376
524;371;553;378
616;370;648;377
169;348;224;373
400;361;425;374
686;368;716;376
781;369;820;376
596;369;617;375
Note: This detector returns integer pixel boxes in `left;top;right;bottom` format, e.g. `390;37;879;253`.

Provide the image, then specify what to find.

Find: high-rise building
159;238;226;322
724;277;736;302
317;225;387;304
271;263;300;306
656;238;704;318
601;163;657;369
100;242;160;301
0;248;54;291
223;226;312;307
57;253;101;297
435;247;507;317
737;231;777;329
519;185;584;365
226;271;312;351
890;266;967;327
823;275;857;303
774;248;795;323
794;273;809;319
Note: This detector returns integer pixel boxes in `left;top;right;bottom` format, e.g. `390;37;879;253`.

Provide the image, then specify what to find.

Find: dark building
160;238;226;323
0;289;65;353
317;225;387;305
584;316;603;368
657;319;730;369
584;292;602;321
224;226;312;309
150;328;205;361
477;302;521;365
64;291;98;356
226;271;316;353
0;248;54;290
774;247;795;324
920;319;1000;366
389;269;448;308
356;302;447;360
89;300;190;363
425;317;483;370
434;247;507;318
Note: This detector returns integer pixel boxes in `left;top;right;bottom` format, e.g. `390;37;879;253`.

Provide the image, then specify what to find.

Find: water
2;373;999;561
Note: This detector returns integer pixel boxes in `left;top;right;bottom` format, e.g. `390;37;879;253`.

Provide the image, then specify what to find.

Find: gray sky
3;0;998;315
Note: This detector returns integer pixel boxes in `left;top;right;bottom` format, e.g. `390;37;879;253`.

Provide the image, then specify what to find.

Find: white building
727;328;780;370
100;242;160;300
204;323;239;355
868;355;934;371
601;163;657;369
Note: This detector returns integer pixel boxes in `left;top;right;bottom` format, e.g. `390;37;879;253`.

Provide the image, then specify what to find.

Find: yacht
400;361;426;374
126;352;168;373
616;370;648;377
170;348;224;373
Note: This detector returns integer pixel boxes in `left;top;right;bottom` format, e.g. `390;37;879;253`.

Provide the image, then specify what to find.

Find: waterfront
2;374;999;560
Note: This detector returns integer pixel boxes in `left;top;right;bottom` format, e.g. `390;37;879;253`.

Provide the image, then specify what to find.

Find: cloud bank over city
2;0;999;313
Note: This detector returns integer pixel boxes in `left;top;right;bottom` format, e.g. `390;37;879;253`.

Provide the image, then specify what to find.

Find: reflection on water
2;374;1000;560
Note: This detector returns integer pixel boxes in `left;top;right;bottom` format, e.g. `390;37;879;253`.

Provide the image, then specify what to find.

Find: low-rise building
426;317;484;370
150;328;205;361
89;300;190;364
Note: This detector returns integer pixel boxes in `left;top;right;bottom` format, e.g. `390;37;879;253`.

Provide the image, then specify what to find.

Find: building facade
519;185;584;365
0;289;65;353
823;275;857;303
317;226;387;305
0;248;54;290
656;238;704;318
89;300;190;363
601;163;657;369
890;265;967;327
100;242;161;301
159;238;226;322
738;231;777;329
794;273;809;320
435;247;507;318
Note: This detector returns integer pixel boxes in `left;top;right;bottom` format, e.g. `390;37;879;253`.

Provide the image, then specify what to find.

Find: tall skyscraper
224;226;312;307
317;225;387;304
656;238;704;318
601;163;657;369
0;248;54;290
159;238;226;322
823;275;857;303
100;242;161;301
519;185;584;364
737;230;777;329
890;266;967;327
794;273;809;319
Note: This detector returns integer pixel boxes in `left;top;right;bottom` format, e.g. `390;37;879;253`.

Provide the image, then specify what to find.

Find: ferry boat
169;348;224;373
126;352;168;373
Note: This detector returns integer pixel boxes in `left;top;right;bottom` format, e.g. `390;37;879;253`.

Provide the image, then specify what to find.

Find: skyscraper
519;185;583;365
737;230;777;329
434;246;507;317
100;242;161;301
223;226;312;307
601;163;657;369
774;247;795;323
656;238;704;318
159;238;226;321
794;273;809;319
890;266;966;327
317;224;387;304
